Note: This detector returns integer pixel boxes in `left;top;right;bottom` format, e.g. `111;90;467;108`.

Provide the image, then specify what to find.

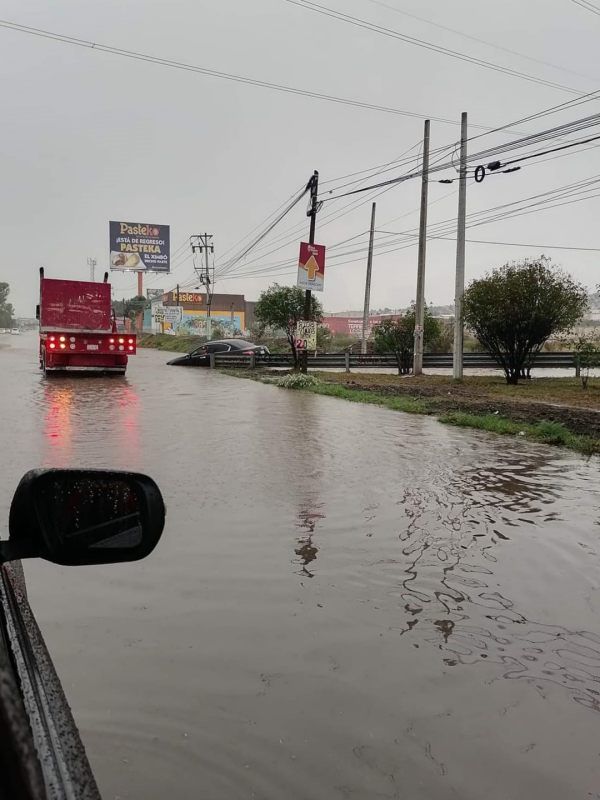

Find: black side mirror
4;469;165;566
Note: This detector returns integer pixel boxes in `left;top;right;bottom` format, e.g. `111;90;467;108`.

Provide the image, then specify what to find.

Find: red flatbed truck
37;268;136;375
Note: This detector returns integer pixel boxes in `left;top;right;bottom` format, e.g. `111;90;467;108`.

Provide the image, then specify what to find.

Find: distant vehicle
167;339;270;366
37;267;136;375
10;328;20;335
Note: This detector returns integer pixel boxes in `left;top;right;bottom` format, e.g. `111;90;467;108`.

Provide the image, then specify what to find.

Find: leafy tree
254;284;323;368
0;282;15;328
573;334;600;389
463;257;588;384
372;306;441;374
316;324;332;352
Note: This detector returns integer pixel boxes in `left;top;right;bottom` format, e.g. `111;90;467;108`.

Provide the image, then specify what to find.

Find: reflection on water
392;454;600;714
295;505;325;578
40;376;141;469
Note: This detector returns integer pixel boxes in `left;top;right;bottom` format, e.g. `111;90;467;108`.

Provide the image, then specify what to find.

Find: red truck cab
37;268;136;375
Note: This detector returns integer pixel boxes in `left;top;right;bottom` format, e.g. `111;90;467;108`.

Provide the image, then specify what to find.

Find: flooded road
1;333;600;799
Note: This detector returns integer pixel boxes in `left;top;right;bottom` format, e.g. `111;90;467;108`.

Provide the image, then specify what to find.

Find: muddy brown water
1;333;600;799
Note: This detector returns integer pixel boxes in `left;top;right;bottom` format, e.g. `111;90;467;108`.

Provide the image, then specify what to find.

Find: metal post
413;119;430;375
345;351;350;373
301;170;319;374
137;271;143;298
361;202;377;355
209;352;216;369
453;112;468;380
204;234;212;340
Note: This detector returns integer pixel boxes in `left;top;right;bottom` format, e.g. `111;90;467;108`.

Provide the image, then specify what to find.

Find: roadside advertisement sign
110;221;170;272
294;320;317;350
297;242;325;291
153;305;183;324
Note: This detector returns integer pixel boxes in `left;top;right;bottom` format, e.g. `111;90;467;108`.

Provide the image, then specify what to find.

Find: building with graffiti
146;291;256;336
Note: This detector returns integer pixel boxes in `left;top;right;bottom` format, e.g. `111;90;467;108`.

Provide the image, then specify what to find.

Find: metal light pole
361;202;377;355
413;119;430;375
453;112;468;380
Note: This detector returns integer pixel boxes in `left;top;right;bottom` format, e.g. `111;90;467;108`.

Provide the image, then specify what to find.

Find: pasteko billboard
110;221;170;272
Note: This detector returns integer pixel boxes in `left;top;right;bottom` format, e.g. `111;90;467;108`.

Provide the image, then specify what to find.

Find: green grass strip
307;382;431;415
439;411;599;455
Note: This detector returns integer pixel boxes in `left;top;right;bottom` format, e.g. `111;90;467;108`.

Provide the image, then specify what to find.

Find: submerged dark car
167;339;270;366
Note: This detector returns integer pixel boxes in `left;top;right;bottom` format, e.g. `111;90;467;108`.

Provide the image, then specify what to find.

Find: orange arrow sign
304;254;319;281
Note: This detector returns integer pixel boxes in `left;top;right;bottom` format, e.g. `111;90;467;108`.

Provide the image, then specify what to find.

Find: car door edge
0;563;101;799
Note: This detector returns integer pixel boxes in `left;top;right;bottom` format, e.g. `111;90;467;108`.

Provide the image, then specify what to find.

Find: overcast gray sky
2;0;600;315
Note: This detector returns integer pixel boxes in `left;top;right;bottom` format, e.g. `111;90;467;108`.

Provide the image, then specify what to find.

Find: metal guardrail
213;351;579;372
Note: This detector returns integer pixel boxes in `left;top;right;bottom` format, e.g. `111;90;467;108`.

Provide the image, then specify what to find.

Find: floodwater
1;333;600;800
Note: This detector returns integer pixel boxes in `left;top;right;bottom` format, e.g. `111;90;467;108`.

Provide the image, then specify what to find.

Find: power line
571;0;600;16
216;182;309;264
321;117;600;201
219;177;600;281
0;18;505;128
433;237;600;252
283;0;584;95
361;0;599;84
217;182;311;276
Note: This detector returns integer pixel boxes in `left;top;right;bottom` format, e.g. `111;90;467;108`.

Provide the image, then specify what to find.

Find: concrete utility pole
361;202;377;355
301;170;319;374
413;119;430;376
87;257;96;282
190;234;214;339
453;111;468;380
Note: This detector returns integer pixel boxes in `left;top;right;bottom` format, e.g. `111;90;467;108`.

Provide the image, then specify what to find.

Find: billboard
297;242;325;291
323;315;400;337
110;221;170;272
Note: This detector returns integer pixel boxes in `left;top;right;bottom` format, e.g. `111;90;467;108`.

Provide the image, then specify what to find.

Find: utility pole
176;283;180;305
361;202;377;355
87;257;96;282
413;119;430;376
453;111;468;380
190;234;214;339
301;170;319;374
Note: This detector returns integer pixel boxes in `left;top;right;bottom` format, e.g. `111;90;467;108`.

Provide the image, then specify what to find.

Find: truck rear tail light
49;335;55;342
49;342;56;349
70;344;75;349
109;338;115;344
109;345;115;351
128;338;134;344
59;343;66;349
69;336;75;343
119;345;124;351
128;345;134;351
59;335;66;342
118;338;124;344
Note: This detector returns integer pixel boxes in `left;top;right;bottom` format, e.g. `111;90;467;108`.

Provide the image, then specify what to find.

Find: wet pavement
1;333;599;799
